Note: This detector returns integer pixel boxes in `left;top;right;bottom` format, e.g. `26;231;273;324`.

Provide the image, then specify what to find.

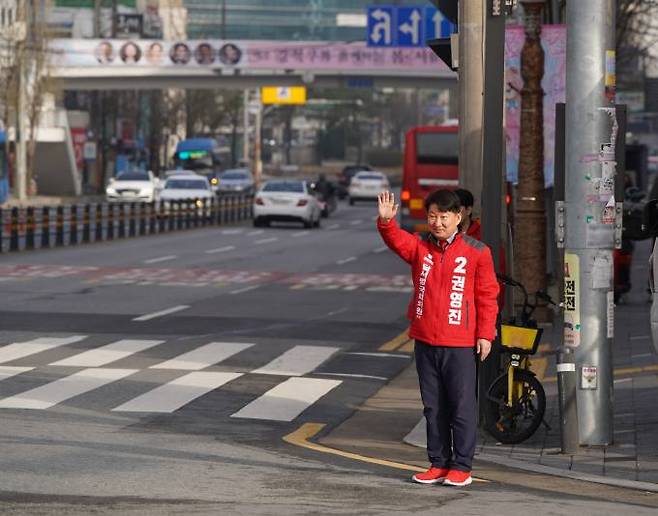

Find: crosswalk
0;335;348;421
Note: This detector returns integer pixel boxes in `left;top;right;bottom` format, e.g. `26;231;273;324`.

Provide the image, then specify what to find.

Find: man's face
427;204;461;241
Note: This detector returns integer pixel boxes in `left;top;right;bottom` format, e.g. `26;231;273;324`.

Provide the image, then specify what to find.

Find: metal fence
0;195;253;253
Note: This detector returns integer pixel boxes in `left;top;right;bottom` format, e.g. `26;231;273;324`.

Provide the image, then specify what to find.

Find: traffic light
426;1;458;71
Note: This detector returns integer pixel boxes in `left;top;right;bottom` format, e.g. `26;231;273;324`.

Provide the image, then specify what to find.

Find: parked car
106;171;157;203
348;170;390;205
217;168;255;195
337;164;372;199
158;174;214;209
253;179;322;228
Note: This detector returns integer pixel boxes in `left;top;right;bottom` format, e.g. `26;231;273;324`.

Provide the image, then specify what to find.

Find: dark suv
337;164;372;199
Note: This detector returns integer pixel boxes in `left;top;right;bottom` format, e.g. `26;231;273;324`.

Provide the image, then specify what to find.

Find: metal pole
243;90;250;165
254;88;262;188
15;2;28;201
458;0;484;211
565;0;615;445
557;348;579;453
478;0;506;428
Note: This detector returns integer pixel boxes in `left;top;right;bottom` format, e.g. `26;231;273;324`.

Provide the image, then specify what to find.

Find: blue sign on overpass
367;5;455;47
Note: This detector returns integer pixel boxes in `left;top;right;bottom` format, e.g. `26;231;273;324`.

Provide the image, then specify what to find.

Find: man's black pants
414;340;477;472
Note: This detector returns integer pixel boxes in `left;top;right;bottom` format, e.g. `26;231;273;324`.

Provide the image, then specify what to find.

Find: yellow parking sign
261;86;307;105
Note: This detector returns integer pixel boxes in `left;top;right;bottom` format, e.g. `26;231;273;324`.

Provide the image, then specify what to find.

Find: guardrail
0;195;253;253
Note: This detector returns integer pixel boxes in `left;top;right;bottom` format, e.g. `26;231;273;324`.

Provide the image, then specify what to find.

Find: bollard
118;203;127;238
61;205;71;246
83;204;91;243
140;203;149;235
26;207;36;249
44;207;56;248
55;206;63;246
1;209;11;252
94;203;106;242
557;347;579;454
10;207;21;251
40;207;50;248
70;204;79;245
128;203;136;237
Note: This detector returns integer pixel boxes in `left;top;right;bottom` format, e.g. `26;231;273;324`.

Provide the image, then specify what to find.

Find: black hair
424;189;461;213
454;188;474;208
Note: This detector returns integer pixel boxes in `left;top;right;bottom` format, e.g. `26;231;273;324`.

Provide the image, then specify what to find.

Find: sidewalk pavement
322;239;658;495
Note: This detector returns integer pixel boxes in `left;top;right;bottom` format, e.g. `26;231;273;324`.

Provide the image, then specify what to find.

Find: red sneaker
411;467;449;484
443;469;473;487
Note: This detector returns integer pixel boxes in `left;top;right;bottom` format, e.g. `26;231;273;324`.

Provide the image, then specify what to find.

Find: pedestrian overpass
50;39;456;91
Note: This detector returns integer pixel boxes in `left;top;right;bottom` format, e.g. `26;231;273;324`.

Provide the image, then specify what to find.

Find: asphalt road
0;199;655;514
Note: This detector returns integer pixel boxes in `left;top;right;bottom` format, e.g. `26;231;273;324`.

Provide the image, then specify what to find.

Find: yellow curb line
544;363;658;383
398;339;415;353
379;329;409;352
283;422;487;483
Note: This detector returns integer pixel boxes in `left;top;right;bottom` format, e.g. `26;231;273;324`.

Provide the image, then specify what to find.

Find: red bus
399;124;459;233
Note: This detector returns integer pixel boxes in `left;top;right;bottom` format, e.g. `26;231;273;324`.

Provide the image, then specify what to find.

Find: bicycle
483;274;555;444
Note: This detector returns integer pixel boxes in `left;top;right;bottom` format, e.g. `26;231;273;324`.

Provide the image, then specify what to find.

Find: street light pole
564;0;616;445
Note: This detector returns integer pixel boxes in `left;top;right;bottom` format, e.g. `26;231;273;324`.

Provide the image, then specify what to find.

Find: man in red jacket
377;189;499;487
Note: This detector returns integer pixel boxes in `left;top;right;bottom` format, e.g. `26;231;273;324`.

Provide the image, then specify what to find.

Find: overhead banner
49;39;453;73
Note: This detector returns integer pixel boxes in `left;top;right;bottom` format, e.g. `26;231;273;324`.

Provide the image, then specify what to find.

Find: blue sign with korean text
367;5;455;47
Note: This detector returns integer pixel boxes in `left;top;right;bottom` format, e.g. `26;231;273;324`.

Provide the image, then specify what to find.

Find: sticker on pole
580;366;598;390
564;253;580;347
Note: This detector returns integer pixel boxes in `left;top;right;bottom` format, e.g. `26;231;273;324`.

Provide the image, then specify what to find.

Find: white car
253;179;322;228
348;171;390;205
106;171;157;203
158;175;214;208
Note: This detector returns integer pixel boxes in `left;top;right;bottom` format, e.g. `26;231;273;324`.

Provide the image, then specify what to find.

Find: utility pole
564;0;616;445
458;0;484;211
515;0;546;296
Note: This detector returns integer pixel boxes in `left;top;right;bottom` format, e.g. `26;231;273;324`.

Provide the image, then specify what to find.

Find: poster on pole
563;253;581;347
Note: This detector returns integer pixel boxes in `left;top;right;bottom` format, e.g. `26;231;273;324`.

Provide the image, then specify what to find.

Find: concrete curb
404;415;658;493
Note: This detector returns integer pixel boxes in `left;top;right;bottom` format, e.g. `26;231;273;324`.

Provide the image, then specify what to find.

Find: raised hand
378;191;399;223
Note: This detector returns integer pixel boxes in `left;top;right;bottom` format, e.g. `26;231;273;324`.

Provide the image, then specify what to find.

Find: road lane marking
50;339;164;367
327;224;340;230
398;340;415;353
629;335;650;341
336;257;356;265
0;336;87;365
253;345;339;376
231;377;341;421
290;284;306;290
221;229;243;235
229;285;260;295
113;372;243;413
150;342;254;370
292;231;309;237
378;330;409;352
0;366;34;381
632;353;653;358
350;220;362;225
255;237;278;244
247;230;264;236
374;246;388;254
205;245;236;254
283;423;486;481
344;352;410;359
317;372;388;381
144;255;177;264
133;305;190;322
0;368;137;409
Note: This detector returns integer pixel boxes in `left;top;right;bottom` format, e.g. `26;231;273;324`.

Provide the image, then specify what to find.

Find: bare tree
617;0;658;68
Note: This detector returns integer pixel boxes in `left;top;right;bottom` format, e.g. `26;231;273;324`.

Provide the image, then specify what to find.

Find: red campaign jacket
378;218;499;347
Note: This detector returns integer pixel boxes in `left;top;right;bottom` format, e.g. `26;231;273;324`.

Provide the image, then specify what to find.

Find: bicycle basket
500;324;543;354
